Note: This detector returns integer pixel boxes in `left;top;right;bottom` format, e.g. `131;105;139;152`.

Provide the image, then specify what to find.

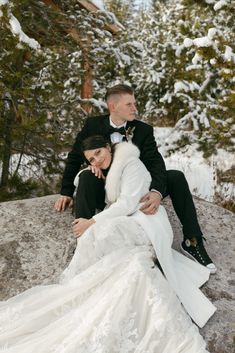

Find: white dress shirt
108;116;162;199
109;117;127;144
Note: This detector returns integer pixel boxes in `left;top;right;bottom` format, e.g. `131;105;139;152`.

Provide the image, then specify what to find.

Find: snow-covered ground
0;127;234;205
155;127;234;203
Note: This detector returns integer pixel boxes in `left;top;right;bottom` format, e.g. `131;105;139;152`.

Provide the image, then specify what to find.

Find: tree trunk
80;39;93;113
0;97;15;187
12;133;27;178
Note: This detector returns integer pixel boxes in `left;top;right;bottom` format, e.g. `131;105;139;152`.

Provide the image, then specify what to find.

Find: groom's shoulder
86;114;109;124
134;119;153;131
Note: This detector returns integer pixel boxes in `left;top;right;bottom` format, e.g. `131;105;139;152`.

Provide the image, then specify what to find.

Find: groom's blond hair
105;84;134;102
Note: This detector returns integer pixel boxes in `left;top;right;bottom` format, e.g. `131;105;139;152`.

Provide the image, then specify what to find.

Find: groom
54;84;216;273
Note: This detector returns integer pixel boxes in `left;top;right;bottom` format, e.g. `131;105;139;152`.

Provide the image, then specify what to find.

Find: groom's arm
60;119;91;197
139;124;167;197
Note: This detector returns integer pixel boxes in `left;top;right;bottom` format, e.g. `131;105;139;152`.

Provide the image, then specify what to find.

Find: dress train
0;215;210;352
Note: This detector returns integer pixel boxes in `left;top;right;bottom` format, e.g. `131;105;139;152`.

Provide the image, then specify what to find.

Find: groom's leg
164;170;216;273
74;170;105;218
164;170;202;239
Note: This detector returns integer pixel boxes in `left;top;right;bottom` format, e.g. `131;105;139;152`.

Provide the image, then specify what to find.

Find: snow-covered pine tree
171;0;235;157
116;0;234;157
0;0;127;199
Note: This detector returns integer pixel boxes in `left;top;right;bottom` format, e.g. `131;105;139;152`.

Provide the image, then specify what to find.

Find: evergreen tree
1;0;234;202
175;0;235;157
120;0;234;157
0;0;126;199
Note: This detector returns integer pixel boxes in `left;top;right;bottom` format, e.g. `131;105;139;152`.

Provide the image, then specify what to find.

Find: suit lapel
126;120;136;130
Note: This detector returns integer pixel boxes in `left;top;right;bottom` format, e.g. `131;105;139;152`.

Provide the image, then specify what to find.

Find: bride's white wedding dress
0;143;215;353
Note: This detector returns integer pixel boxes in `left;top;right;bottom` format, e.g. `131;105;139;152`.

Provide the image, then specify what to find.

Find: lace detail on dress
0;210;209;353
60;216;153;284
0;304;24;334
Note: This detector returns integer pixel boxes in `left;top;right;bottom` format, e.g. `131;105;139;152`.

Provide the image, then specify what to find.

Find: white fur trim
105;142;140;202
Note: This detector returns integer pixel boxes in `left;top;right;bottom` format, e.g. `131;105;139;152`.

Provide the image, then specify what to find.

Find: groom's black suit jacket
61;115;167;197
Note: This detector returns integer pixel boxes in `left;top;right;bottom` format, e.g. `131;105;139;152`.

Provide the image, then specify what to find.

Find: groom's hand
140;191;161;215
54;196;73;212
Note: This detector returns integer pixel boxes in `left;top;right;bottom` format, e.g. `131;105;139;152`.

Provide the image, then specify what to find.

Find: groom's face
108;93;138;123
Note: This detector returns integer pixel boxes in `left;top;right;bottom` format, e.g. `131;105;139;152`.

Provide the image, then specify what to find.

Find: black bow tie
109;126;126;135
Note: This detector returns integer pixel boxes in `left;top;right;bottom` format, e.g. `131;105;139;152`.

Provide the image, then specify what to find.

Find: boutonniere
125;126;135;142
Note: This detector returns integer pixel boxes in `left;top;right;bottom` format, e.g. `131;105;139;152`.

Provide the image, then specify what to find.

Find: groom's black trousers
74;169;203;240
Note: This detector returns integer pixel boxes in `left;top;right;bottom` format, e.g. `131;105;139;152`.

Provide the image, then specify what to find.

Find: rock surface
0;194;234;352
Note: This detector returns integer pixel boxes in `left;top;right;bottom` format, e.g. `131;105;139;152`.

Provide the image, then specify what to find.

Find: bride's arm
93;158;151;223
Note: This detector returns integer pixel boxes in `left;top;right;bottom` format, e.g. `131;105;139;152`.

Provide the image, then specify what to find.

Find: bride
0;136;216;353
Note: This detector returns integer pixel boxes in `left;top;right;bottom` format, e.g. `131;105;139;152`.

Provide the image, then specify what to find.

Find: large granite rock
0;195;234;352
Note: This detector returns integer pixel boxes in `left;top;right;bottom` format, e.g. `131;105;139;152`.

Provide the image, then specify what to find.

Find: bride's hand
72;218;95;238
88;166;105;179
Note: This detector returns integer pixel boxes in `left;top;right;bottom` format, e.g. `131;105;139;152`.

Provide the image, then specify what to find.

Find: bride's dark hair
81;135;111;153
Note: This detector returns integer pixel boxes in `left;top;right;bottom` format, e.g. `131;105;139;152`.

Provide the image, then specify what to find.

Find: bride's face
84;145;112;170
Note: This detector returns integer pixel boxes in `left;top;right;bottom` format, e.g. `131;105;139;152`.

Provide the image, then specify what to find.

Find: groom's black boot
181;237;216;273
165;170;216;273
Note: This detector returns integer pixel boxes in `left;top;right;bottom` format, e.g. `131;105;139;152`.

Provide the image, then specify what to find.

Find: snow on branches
0;0;40;49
